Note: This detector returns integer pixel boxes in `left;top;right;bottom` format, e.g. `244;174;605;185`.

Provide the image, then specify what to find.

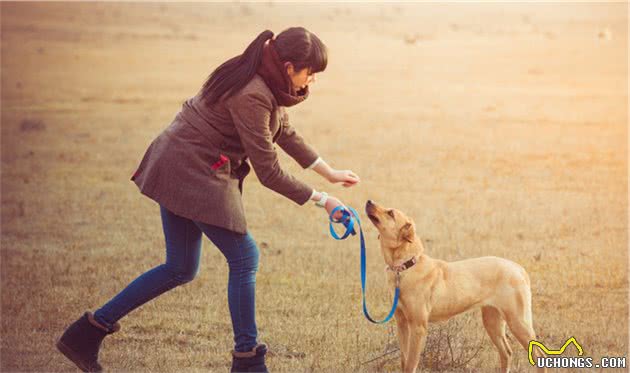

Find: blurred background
1;2;627;372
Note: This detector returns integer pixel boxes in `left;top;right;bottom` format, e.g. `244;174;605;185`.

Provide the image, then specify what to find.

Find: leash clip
395;271;401;287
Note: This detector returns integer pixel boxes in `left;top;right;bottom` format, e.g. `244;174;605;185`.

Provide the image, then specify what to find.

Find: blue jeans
93;204;260;352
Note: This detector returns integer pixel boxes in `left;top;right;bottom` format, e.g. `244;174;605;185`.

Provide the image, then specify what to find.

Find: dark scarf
256;39;309;107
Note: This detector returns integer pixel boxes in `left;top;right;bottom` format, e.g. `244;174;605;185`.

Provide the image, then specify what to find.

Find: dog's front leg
394;308;409;372
403;319;428;373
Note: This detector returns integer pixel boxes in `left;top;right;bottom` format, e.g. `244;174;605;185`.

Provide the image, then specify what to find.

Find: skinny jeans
93;204;259;352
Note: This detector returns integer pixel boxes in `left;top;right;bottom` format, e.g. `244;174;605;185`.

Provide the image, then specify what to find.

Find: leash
328;206;400;324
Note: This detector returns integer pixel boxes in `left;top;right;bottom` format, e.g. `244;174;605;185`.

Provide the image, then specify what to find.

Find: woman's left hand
327;169;360;187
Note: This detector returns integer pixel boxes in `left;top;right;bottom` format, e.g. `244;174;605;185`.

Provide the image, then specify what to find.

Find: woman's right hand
324;195;346;221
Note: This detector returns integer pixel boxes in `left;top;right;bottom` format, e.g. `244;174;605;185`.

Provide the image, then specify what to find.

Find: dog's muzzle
365;200;379;224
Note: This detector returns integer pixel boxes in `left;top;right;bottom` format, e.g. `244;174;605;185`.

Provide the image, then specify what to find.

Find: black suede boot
56;311;121;372
231;344;269;373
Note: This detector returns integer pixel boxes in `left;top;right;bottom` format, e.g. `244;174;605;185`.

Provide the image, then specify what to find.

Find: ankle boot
231;344;269;373
56;311;121;372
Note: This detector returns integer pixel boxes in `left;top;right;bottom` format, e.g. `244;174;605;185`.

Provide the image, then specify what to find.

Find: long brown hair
201;27;328;104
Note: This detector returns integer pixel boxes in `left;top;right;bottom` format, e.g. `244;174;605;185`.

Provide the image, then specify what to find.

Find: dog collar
389;255;418;273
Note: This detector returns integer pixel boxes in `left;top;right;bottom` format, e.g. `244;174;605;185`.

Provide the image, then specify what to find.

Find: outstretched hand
328;169;360;187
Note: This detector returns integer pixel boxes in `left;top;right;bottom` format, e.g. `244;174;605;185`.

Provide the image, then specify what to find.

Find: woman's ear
284;61;295;76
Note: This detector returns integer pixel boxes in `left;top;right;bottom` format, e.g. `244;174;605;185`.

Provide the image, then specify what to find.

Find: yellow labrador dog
364;200;545;373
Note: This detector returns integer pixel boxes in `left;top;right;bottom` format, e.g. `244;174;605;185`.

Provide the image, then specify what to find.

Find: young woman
56;27;360;373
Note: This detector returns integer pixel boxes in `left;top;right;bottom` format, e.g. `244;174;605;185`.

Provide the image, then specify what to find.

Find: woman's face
286;63;316;91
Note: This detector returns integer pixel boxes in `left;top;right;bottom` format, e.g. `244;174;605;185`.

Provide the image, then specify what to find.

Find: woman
56;27;359;373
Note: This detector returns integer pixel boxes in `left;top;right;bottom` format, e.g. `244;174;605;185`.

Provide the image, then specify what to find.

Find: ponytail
201;30;274;104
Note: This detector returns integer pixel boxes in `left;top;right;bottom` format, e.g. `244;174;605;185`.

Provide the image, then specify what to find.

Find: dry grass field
1;2;627;372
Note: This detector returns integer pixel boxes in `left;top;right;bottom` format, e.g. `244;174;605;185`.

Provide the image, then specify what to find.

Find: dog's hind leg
394;307;410;372
504;288;547;373
482;306;512;373
505;315;546;372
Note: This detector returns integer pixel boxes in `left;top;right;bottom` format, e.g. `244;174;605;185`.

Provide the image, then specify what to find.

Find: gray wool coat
131;74;319;234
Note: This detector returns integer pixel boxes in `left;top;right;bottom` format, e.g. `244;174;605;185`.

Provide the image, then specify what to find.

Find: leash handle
328;206;357;239
327;205;399;324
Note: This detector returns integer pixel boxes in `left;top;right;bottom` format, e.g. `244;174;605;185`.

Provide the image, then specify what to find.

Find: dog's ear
399;222;414;243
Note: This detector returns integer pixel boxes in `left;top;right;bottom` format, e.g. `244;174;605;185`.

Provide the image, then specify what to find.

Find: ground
1;2;627;372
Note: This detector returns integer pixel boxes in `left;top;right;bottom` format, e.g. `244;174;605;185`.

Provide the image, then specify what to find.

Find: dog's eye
387;210;395;219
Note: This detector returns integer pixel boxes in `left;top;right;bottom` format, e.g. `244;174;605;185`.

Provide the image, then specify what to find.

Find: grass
1;2;627;372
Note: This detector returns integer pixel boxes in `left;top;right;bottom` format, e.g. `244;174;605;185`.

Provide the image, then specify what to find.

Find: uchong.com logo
529;337;626;369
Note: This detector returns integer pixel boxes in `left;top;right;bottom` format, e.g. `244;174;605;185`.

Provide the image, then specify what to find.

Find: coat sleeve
276;113;320;169
226;91;314;205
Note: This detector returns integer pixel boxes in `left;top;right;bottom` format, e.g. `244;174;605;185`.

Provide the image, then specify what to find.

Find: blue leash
328;206;400;324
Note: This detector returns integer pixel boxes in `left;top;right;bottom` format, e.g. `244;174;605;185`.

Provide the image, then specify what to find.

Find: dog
364;200;546;373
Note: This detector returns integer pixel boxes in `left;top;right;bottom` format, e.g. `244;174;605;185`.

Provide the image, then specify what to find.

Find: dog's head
365;200;416;249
